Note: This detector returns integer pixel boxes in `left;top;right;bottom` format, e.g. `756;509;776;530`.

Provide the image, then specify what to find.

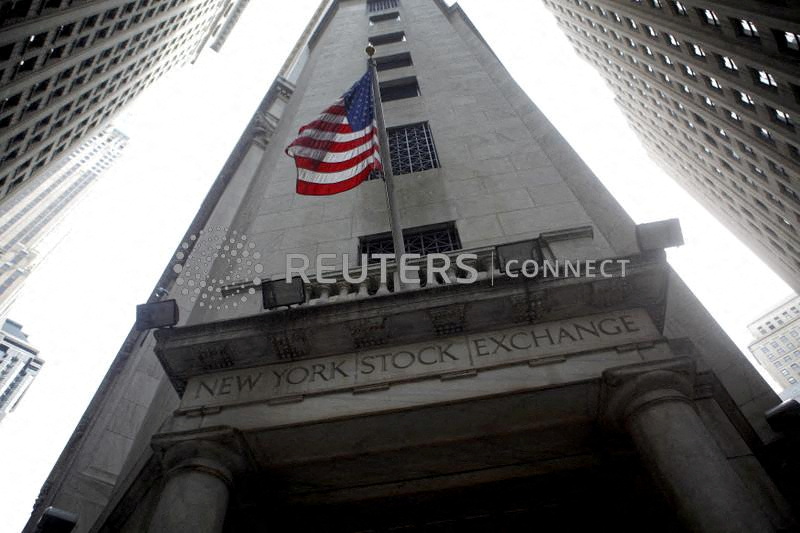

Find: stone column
148;438;242;533
604;359;775;533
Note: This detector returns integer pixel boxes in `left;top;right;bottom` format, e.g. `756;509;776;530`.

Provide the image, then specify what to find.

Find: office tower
0;319;43;423
209;0;250;52
542;0;800;293
748;295;800;399
0;0;238;205
0;126;128;320
26;1;797;531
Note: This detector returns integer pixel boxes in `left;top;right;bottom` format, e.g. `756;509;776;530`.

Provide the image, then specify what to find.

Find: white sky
0;1;793;531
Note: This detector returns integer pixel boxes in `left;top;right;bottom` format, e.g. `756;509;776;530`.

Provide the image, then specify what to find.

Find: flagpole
367;45;408;290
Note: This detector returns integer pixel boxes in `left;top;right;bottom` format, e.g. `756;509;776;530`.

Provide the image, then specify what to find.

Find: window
627;17;638;30
737;90;755;107
718;55;738;72
671;1;687;15
386;122;439;175
667;33;680;47
700;9;720;26
369;31;405;46
376;52;412;71
380;77;420;102
727;109;742;123
769;107;794;129
651;0;662;7
369;11;400;24
780;183;800;205
752;68;777;88
683;64;696;78
360;222;460;261
645;25;658;38
754;125;774;143
690;43;706;58
707;76;722;91
780;31;800;53
367;0;398;12
737;19;759;38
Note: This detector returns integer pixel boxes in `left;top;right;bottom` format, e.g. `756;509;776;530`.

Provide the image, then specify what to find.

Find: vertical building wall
543;0;800;292
188;0;643;326
0;0;231;204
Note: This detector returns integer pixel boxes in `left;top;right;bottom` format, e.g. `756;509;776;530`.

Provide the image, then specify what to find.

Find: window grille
387;122;439;175
359;223;461;262
367;0;398;13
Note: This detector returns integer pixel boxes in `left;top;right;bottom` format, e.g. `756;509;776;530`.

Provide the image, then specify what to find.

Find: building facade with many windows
543;0;800;292
0;125;128;320
0;0;238;204
748;294;800;399
26;1;797;531
0;318;43;423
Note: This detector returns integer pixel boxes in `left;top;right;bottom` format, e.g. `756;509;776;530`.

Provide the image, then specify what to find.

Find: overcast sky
0;1;793;531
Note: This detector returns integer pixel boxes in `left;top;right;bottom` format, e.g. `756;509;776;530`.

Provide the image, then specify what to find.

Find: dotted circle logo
170;226;264;310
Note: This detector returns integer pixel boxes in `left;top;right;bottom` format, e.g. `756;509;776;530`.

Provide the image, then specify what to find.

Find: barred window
368;0;398;13
359;222;461;261
388;122;440;175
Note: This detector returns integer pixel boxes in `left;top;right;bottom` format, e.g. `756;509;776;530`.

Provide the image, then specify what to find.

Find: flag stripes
286;70;382;196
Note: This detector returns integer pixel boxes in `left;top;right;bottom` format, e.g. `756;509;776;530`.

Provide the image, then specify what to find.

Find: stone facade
543;0;800;292
26;1;797;531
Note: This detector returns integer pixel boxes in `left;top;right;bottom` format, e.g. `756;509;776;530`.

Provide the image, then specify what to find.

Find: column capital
601;357;696;430
151;426;252;486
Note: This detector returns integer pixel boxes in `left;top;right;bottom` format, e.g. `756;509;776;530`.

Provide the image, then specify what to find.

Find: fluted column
148;436;245;533
603;359;774;533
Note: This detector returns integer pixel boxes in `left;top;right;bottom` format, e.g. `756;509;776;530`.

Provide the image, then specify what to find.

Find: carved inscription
180;309;660;410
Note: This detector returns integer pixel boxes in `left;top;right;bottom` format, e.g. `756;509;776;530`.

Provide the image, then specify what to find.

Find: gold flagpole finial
366;44;375;57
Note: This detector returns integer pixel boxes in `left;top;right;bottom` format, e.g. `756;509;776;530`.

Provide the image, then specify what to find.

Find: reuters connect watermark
284;253;630;285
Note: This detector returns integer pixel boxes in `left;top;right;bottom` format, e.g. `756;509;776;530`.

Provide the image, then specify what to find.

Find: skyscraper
748;294;800;399
0;125;128;320
542;0;800;293
0;318;43;423
25;1;797;531
0;0;237;204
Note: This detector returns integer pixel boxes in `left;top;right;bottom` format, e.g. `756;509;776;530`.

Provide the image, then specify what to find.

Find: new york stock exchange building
28;0;799;532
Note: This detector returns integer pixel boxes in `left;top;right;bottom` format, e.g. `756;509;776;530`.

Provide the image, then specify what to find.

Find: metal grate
388;122;440;175
360;223;461;262
367;0;399;12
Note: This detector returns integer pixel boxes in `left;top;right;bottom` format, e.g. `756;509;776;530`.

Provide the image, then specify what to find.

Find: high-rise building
25;1;798;531
542;0;800;293
0;319;43;423
0;125;128;320
209;0;250;52
0;0;239;205
748;294;800;399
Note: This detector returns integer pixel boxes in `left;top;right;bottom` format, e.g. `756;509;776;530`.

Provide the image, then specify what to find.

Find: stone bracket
428;304;467;336
348;317;388;349
270;330;309;359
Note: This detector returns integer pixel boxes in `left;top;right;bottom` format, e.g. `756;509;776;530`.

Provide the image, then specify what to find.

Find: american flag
286;69;382;195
